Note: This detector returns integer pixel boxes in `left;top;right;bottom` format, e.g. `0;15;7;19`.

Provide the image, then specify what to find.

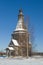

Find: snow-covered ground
0;56;43;65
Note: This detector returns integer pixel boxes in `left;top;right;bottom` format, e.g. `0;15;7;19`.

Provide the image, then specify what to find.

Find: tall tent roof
15;9;27;32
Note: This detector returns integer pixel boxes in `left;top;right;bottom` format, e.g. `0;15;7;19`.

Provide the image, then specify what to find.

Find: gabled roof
12;39;19;46
7;47;14;50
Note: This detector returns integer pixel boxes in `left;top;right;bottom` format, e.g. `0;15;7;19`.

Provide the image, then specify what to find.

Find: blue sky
0;0;43;52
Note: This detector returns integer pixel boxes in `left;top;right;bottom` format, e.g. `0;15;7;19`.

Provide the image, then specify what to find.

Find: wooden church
6;9;31;57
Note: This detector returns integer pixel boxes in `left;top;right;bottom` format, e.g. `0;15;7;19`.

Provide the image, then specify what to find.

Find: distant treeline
32;52;43;56
0;52;43;56
0;52;6;56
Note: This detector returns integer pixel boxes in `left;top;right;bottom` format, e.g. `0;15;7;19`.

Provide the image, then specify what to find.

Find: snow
29;42;31;44
7;47;14;50
15;28;27;31
15;31;27;33
0;56;43;65
12;39;19;46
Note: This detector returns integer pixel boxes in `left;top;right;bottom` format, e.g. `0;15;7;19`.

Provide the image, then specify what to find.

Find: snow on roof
12;39;19;46
15;28;27;31
15;31;27;33
15;18;27;31
7;47;14;50
29;42;31;44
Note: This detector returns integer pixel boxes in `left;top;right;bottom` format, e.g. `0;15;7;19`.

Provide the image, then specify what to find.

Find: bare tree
25;16;36;56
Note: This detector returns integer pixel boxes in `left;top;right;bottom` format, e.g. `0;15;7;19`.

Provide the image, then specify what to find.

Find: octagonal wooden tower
6;9;31;57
